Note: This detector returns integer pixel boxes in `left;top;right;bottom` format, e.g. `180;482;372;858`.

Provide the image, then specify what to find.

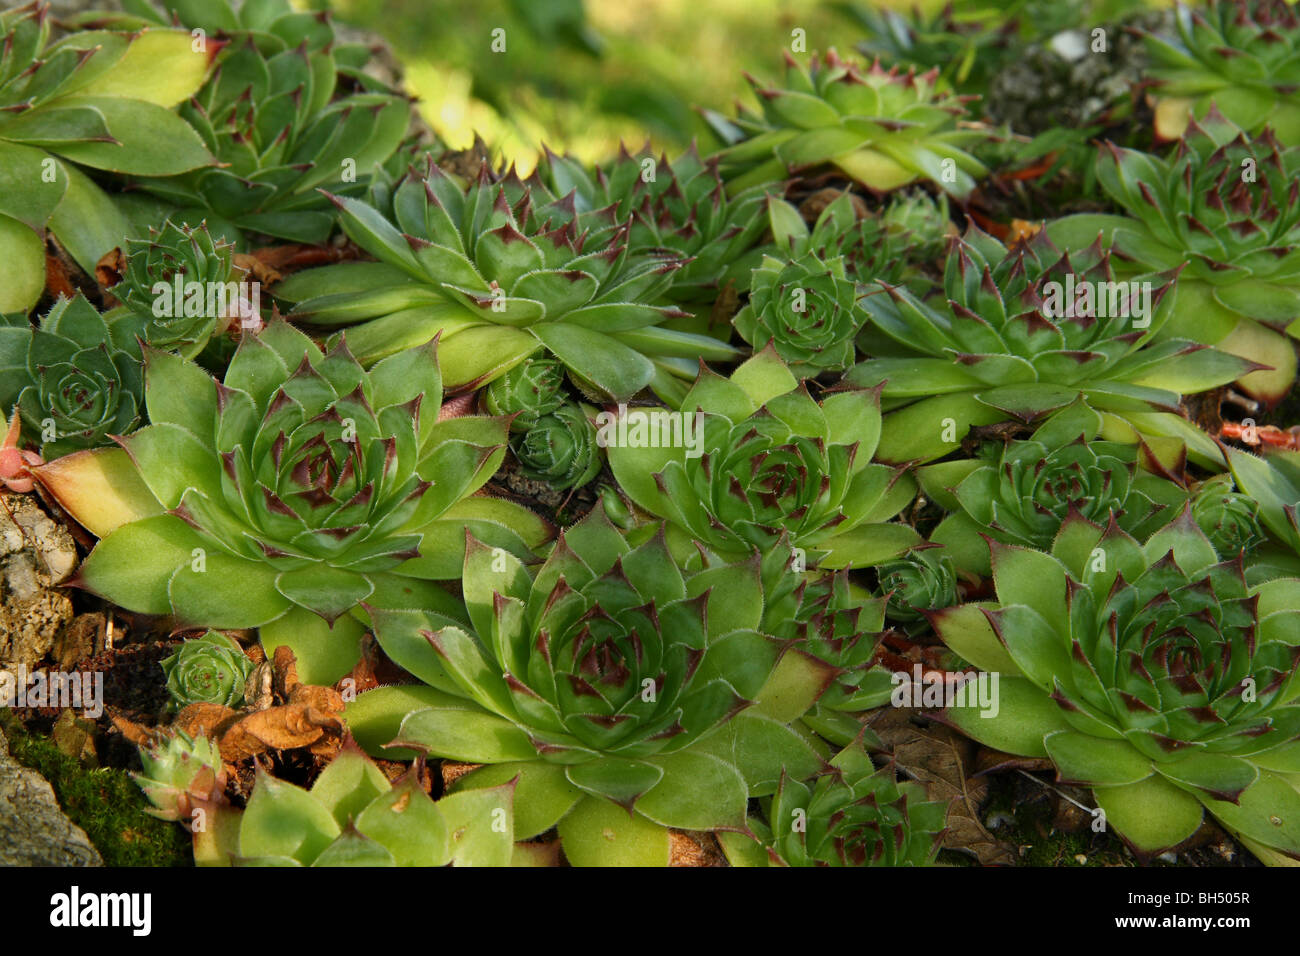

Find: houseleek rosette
0;2;216;312
133;729;226;823
344;505;833;866
916;400;1188;574
0;294;144;458
848;227;1259;466
933;509;1300;860
720;740;946;866
513;403;603;490
274;160;741;401
732;251;862;375
161;630;254;710
606;346;922;569
1191;472;1265;558
483;356;567;432
541;143;772;304
111;221;253;360
765;189;951;289
84;0;412;246
30;320;551;684
1142;0;1300;144
878;549;959;625
1048;112;1300;403
703;49;989;197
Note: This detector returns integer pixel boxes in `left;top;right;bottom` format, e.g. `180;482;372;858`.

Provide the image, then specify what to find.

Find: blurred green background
311;0;1183;172
312;0;923;170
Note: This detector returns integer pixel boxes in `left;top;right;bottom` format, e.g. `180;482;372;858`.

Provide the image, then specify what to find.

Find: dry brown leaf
121;646;346;774
109;711;152;747
243;660;275;712
1007;219;1042;243
94;247;126;293
217;700;343;763
798;187;868;222
867;707;1017;866
271;644;299;699
173;702;241;741
232;252;280;285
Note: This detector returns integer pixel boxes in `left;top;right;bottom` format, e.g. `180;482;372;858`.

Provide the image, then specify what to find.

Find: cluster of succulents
79;0;413;246
1050;111;1300;403
274;157;741;402
936;511;1300;861
704;49;990;197
0;3;215;312
6;0;1300;870
541;144;772;306
848;227;1256;466
1142;0;1300;144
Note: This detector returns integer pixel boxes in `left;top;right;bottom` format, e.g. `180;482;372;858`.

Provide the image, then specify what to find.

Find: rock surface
0;493;77;671
0;726;101;866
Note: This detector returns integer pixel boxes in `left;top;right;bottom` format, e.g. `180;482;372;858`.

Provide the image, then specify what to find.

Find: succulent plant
133;728;227;824
846;0;1091;96
541;143;772;304
483;356;567;432
1227;447;1300;579
161;630;255;710
1192;472;1265;557
31;320;551;684
703;50;989;198
513;402;603;490
847;226;1258;466
274;159;741;400
111;220;256;360
345;504;832;866
732;250;862;374
878;549;960;625
139;740;520;867
0;294;144;458
1142;0;1300;144
86;0;412;246
757;542;895;744
806;191;949;281
934;508;1300;860
1048;112;1300;404
763;189;950;294
0;1;216;311
606;346;923;569
916;400;1187;574
720;739;946;866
